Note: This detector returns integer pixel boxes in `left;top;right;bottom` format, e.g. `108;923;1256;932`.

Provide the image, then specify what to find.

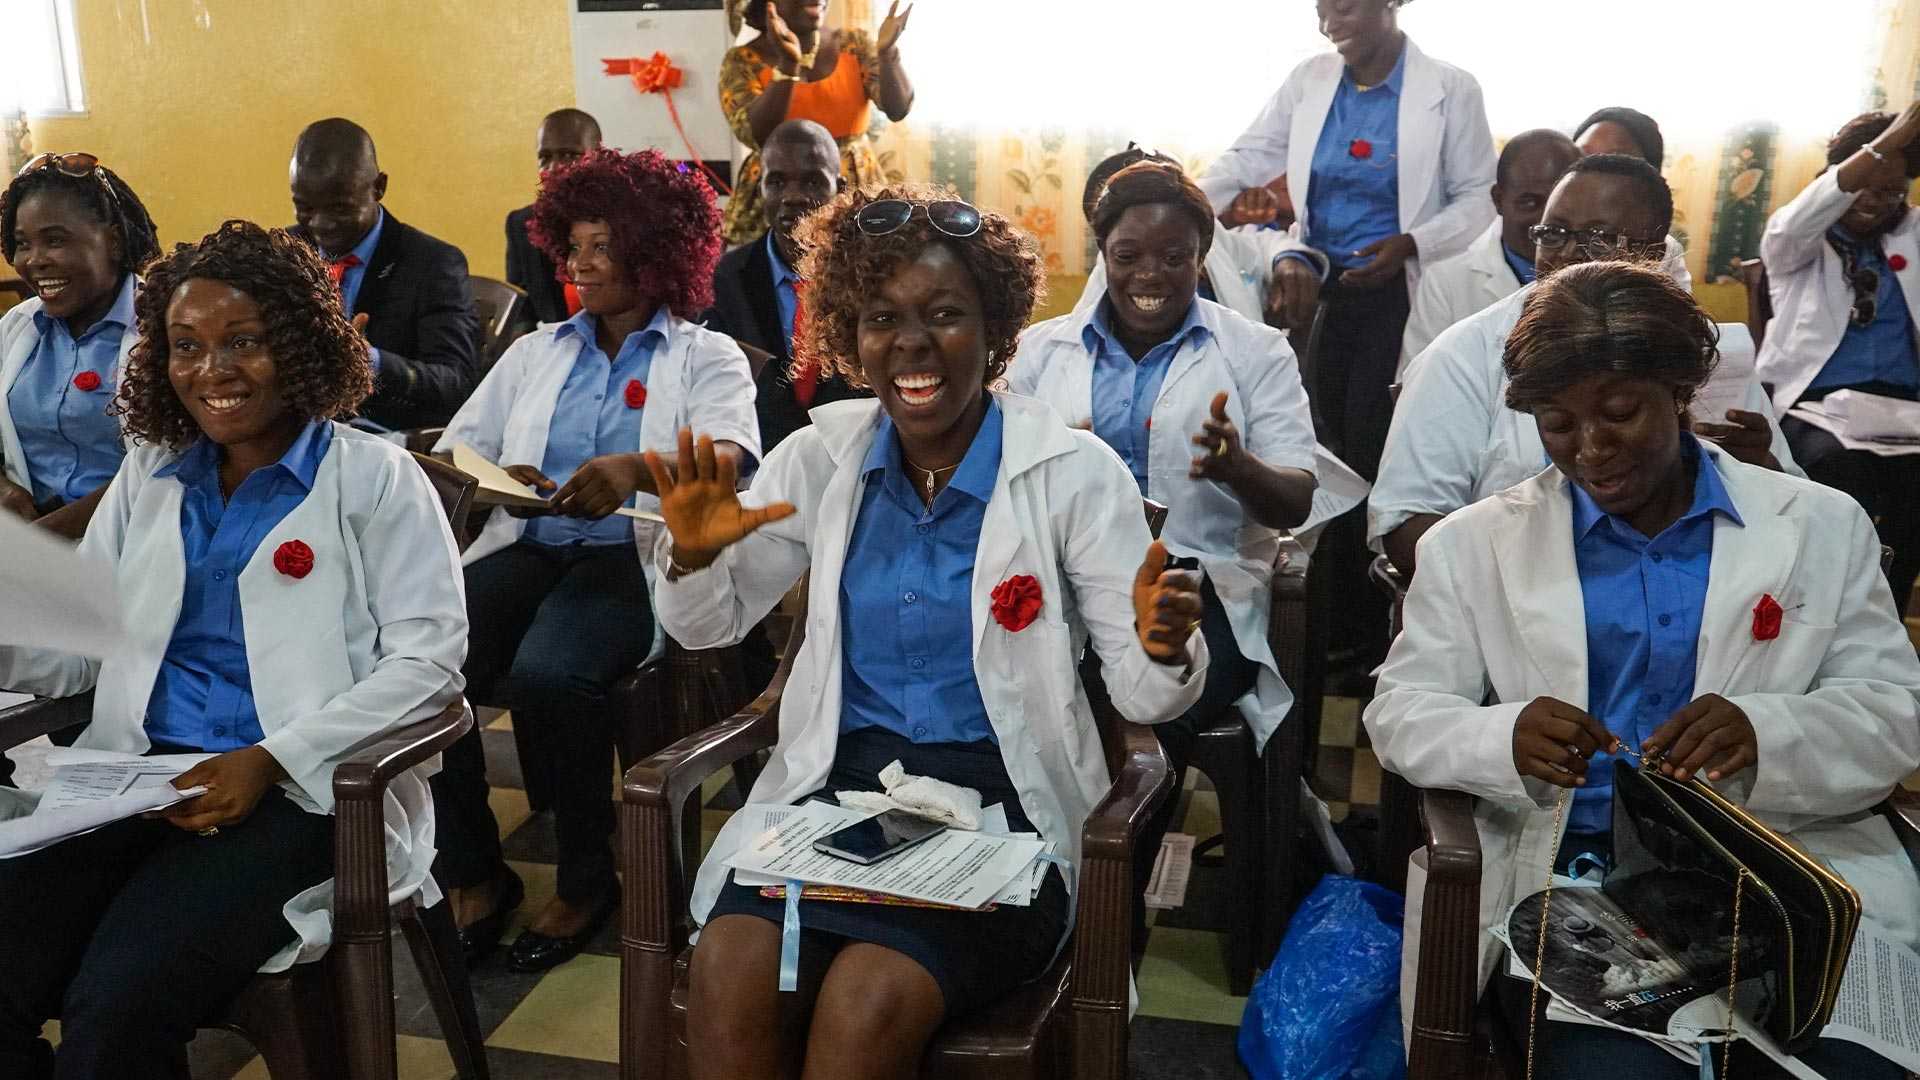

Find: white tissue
834;759;984;831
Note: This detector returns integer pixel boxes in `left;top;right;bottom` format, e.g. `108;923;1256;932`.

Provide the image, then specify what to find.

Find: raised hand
877;0;913;54
1132;539;1203;663
1693;408;1778;469
1222;186;1281;228
644;428;796;570
765;2;806;68
1189;391;1245;483
1512;696;1618;788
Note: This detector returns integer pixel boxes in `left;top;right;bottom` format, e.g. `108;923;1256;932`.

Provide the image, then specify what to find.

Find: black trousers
431;540;654;903
0;787;333;1080
1782;411;1920;618
1310;273;1410;675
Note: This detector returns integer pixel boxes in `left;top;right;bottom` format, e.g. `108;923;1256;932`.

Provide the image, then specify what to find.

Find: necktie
791;278;817;408
327;253;361;295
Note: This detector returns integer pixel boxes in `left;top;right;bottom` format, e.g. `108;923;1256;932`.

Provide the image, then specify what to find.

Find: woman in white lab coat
1371;155;1797;576
1365;261;1920;1078
0;221;467;1079
655;186;1206;1080
0;154;160;528
1758;103;1920;616
430;148;760;973
1007;161;1318;945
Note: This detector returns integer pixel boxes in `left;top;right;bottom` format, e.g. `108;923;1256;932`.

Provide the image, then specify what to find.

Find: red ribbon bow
989;575;1044;633
1348;138;1374;160
273;540;315;580
1891;254;1909;272
71;370;102;392
624;379;647;409
603;53;684;95
1751;593;1783;642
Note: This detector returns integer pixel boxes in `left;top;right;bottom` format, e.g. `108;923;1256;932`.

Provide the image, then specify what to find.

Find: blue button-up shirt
1808;228;1920;394
1305;46;1406;271
767;233;801;351
523;307;667;547
1567;439;1741;834
7;273;136;505
144;420;334;752
319;209;384;374
1082;297;1210;494
1502;240;1537;287
839;400;1004;745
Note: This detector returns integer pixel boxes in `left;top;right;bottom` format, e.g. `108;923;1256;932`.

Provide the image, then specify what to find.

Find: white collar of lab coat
806;389;1081;483
1484;441;1806;705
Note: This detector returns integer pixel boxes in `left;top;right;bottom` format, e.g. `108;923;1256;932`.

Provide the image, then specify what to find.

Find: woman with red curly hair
432;148;760;972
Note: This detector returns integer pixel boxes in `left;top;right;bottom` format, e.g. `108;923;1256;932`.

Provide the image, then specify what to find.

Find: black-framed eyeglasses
15;151;121;213
1527;223;1661;258
855;199;983;239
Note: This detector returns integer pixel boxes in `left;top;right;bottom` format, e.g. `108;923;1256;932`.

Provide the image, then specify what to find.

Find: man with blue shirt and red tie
289;118;480;432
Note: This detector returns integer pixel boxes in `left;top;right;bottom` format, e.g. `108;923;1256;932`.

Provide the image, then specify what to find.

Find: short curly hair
1504;260;1717;414
791;184;1044;388
1827;111;1920;176
526;147;723;319
115;221;373;449
1091;161;1216;260
1;161;160;275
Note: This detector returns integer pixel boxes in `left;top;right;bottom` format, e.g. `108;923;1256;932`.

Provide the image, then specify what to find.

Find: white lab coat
1007;300;1315;751
653;394;1208;967
1756;169;1920;412
1198;37;1497;302
435;313;762;566
1398;225;1697;381
0;424;468;971
1363;445;1920;1021
0;290;138;492
1368;285;1800;550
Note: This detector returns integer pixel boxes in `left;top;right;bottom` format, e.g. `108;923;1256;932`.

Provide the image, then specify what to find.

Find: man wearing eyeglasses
1368;153;1800;577
1758;102;1920;615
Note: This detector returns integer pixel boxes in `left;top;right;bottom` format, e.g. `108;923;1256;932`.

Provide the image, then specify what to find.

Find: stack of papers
1788;391;1920;456
726;801;1049;911
450;443;665;521
1691;323;1758;425
0;749;211;858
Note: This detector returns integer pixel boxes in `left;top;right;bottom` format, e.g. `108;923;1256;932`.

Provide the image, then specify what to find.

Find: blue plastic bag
1237;875;1406;1080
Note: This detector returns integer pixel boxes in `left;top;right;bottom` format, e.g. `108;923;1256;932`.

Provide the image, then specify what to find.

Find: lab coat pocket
1752;615;1840;691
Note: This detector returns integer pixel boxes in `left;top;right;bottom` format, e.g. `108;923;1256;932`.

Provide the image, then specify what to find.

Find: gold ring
198;826;221;838
1212;441;1228;458
1186;619;1201;635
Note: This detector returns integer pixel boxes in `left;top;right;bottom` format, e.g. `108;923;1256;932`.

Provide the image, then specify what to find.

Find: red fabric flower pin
71;371;102;392
1891;254;1909;272
624;379;647;409
1751;593;1783;642
990;574;1043;633
273;540;315;580
1348;138;1374;160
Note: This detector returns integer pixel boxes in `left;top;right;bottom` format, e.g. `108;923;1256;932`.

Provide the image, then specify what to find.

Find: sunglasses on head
854;199;983;239
15;152;121;213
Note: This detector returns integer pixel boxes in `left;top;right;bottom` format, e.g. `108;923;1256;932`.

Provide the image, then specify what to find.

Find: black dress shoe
505;886;620;973
455;867;525;967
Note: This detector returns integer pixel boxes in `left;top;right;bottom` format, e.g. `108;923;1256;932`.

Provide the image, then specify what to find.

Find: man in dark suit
703;119;869;454
289;118;479;431
506;109;602;330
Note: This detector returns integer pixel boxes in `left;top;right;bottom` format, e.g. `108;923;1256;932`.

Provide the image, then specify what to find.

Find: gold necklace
903;457;960;502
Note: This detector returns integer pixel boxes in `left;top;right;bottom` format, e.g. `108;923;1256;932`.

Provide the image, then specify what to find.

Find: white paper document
451;442;665;522
1692;323;1758;425
0;751;211;859
1788;393;1920;457
0;511;125;658
725;801;1046;910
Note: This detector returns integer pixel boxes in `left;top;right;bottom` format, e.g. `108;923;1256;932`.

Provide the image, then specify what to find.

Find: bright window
5;0;87;116
905;0;1881;146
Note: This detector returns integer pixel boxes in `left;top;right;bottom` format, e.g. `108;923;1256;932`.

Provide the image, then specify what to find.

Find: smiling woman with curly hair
0;219;467;1078
432;147;760;972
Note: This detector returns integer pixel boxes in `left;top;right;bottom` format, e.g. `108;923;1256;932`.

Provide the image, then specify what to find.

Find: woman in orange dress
720;0;916;245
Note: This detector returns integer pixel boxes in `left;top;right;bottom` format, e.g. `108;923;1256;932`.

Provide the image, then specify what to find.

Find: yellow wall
33;0;576;280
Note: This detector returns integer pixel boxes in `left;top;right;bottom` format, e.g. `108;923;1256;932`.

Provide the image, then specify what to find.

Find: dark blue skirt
707;726;1071;1017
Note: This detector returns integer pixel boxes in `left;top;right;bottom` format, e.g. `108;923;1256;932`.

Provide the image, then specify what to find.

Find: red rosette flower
1891;254;1909;272
71;371;102;392
989;574;1043;633
273;540;315;580
1348;138;1374;160
1751;593;1782;642
624;379;647;409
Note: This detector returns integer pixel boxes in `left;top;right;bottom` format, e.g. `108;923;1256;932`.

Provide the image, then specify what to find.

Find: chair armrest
332;701;472;806
0;691;93;753
1406;787;1484;1080
1070;720;1174;1015
1419;788;1481;882
1881;788;1920;867
621;678;782;817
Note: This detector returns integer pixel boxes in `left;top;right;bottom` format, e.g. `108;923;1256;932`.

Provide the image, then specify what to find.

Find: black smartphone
812;810;949;865
1164;554;1200;573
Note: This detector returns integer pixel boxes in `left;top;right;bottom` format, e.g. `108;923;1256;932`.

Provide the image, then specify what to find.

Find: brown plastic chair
617;583;1178;1080
1738;258;1772;352
469;275;528;371
412;451;477;545
0;694;490;1080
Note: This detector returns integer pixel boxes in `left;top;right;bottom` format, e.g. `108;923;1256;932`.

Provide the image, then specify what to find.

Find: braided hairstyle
1;162;160;274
